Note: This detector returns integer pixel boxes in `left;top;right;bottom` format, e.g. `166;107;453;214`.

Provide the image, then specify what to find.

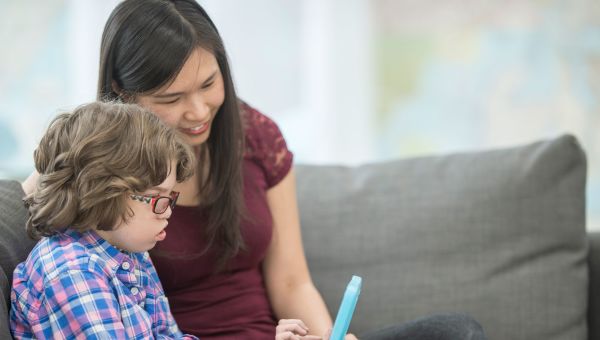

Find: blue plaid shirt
10;229;197;339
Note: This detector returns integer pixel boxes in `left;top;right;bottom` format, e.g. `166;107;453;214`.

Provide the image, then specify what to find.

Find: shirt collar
64;229;131;270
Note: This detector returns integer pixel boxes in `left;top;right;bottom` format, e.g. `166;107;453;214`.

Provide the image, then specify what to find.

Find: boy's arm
151;297;198;340
9;299;36;339
143;254;198;340
40;269;128;339
41;265;196;340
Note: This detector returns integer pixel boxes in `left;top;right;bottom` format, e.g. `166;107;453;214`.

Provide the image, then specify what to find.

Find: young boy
10;102;197;339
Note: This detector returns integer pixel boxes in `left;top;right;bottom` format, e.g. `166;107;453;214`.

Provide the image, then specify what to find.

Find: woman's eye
154;96;179;105
202;82;214;89
160;98;179;104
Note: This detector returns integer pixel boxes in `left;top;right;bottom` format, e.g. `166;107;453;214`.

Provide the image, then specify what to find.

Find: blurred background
1;0;599;228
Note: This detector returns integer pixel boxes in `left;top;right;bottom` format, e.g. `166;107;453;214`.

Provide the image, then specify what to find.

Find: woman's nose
184;95;211;121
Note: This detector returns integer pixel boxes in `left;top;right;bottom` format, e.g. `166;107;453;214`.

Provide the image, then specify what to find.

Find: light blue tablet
330;275;362;340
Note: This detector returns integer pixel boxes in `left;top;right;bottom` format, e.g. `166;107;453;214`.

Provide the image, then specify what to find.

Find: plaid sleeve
142;255;198;340
35;269;128;339
152;296;198;340
9;290;36;339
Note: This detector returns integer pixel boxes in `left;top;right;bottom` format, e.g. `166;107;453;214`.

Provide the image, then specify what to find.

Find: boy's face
97;161;178;253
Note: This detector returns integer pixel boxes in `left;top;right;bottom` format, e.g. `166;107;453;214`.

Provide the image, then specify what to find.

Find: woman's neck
174;146;209;206
174;172;202;206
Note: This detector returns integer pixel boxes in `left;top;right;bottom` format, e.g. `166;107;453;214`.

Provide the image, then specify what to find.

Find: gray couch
1;134;598;339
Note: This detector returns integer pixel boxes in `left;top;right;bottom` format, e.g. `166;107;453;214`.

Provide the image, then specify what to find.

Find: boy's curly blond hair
26;101;195;239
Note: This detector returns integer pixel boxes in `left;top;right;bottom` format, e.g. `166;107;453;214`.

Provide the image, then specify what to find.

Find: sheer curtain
2;0;599;229
0;0;118;178
202;0;375;165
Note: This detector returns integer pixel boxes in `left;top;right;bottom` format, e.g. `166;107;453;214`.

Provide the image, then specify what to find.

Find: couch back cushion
0;181;36;339
296;135;587;340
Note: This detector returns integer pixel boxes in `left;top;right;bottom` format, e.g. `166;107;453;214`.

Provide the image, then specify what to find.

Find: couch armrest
0;180;36;339
588;231;600;340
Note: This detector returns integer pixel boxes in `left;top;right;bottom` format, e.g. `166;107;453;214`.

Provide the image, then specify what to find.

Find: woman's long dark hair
98;0;245;267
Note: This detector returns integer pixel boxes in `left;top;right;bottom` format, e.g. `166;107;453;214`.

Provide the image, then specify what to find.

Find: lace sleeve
242;102;294;188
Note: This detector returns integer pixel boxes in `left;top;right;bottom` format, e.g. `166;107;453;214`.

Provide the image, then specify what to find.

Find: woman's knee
360;312;486;340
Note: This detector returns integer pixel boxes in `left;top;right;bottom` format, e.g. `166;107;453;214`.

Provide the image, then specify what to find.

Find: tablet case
330;275;362;340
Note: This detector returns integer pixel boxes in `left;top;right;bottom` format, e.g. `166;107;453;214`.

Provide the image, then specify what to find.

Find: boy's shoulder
18;230;111;286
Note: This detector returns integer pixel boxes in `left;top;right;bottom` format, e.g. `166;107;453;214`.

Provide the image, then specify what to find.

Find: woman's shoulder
240;100;290;153
240;101;282;139
239;101;294;187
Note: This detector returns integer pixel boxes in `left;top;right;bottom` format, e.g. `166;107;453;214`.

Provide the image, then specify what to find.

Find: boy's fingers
276;322;308;336
301;336;322;340
278;319;309;330
276;331;301;340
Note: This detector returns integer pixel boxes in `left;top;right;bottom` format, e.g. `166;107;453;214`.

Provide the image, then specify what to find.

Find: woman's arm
21;171;39;195
263;168;333;336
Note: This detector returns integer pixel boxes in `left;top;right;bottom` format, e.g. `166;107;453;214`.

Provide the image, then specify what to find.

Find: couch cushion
0;180;36;339
587;231;600;340
296;134;587;340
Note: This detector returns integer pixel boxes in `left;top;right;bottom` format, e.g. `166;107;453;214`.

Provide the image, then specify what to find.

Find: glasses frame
129;191;180;214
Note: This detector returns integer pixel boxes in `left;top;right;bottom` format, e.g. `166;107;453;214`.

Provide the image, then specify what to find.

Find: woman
24;1;486;339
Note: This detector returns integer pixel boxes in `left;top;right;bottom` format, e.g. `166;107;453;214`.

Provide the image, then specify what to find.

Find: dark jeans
359;313;487;340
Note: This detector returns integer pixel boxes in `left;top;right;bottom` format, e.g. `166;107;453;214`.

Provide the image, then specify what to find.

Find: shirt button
121;262;131;271
130;287;139;295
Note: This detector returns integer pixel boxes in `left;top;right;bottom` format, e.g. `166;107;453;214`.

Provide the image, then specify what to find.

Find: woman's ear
111;80;121;96
112;80;132;102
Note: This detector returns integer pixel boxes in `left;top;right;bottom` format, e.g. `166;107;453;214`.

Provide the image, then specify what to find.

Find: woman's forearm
271;281;333;337
21;171;39;196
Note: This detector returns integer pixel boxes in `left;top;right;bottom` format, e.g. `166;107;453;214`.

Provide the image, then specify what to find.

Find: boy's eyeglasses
129;191;180;214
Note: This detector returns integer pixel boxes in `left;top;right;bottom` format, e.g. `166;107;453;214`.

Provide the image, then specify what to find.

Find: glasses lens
154;197;170;214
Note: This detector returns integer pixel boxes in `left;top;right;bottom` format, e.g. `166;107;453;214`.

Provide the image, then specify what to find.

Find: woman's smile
181;122;210;136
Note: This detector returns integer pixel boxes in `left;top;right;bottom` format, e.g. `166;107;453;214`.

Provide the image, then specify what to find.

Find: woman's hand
275;319;322;340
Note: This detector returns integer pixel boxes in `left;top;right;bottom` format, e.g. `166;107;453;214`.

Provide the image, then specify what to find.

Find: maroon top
151;103;294;339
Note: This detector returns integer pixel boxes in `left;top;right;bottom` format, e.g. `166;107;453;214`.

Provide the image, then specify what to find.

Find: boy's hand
275;320;358;340
275;319;322;340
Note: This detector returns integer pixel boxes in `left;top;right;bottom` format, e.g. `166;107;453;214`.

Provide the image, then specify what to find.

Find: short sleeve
242;102;294;188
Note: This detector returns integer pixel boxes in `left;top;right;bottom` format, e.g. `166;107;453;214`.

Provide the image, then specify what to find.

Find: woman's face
136;47;225;147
